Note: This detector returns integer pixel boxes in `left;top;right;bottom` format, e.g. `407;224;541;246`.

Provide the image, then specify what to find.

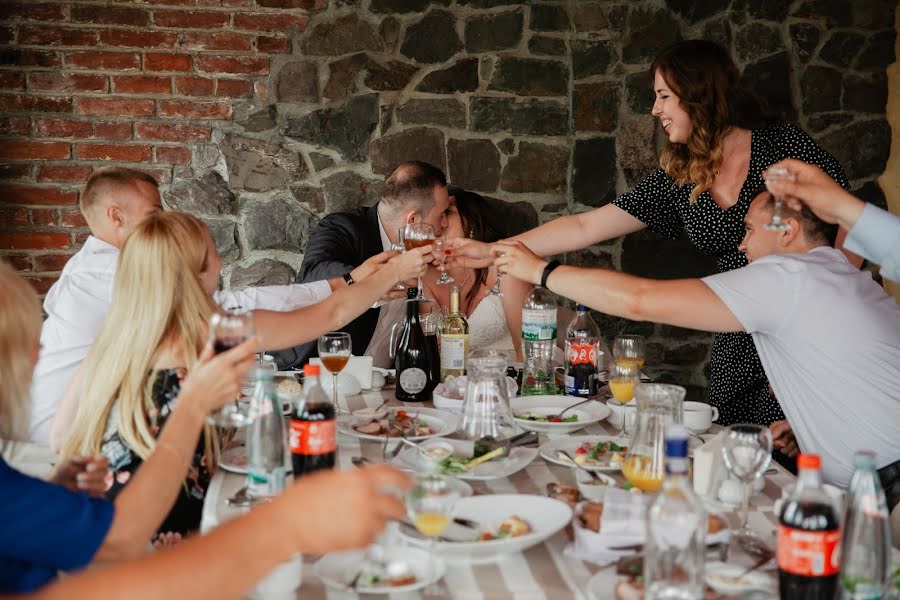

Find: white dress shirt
364;210;406;368
844;203;900;284
27;236;331;445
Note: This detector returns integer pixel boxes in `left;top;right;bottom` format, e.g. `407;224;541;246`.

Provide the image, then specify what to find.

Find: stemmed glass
207;309;255;427
485;250;503;297
608;361;640;438
399;223;435;302
763;166;795;231
318;332;351;415
613;334;646;369
434;237;454;285
406;473;457;597
721;424;773;542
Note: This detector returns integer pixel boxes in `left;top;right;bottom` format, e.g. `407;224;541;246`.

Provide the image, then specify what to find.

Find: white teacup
605;398;637;430
683;401;719;433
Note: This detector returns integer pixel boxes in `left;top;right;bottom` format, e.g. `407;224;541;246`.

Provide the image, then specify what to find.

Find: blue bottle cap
665;423;689;458
576;304;589;312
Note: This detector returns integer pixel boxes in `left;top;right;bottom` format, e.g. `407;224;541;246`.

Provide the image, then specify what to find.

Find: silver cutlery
559;449;605;483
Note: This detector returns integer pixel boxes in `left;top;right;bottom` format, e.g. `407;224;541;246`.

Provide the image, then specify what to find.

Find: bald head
80;167;163;248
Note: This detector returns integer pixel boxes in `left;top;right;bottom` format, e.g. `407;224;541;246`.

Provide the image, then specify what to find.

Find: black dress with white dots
613;123;849;427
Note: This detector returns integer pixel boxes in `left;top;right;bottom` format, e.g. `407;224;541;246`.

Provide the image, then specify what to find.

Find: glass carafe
622;383;685;493
459;349;518;440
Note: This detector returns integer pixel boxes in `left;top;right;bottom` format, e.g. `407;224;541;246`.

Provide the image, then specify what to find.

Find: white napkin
693;430;728;498
432;375;518;411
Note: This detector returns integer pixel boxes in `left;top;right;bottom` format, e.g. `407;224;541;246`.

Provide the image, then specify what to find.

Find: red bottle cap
304;364;320;376
797;454;821;470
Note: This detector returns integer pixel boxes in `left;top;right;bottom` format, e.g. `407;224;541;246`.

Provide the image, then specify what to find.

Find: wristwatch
342;272;354;286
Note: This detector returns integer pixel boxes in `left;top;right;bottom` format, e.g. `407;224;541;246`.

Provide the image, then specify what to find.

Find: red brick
0;49;62;68
158;100;230;119
233;12;307;32
37;164;92;183
196;55;268;75
24;276;60;294
152;10;230;28
71;5;149;26
94;121;132;141
0;72;26;91
257;35;290;54
0;3;67;22
155;146;191;165
0;207;29;227
0;185;77;205
31;208;57;226
60;210;88;228
113;75;171;94
257;0;324;7
0;140;70;161
19;26;99;47
29;73;108;93
99;30;177;49
0;116;29;136
2;254;32;271
215;79;252;98
174;76;214;96
33;253;74;271
0;232;70;250
136;122;210;142
144;53;192;72
180;32;253;52
34;118;93;138
76;97;155;117
0;164;32;180
76;143;151;162
0;95;72;114
67;51;141;71
144;0;193;5
75;231;89;244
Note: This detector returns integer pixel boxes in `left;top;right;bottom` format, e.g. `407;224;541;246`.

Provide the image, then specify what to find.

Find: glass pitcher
459;349;518;441
622;383;686;493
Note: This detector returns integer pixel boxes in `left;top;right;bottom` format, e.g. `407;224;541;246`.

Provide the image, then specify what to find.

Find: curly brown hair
652;40;775;202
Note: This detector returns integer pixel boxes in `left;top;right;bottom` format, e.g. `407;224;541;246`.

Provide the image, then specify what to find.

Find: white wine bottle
439;285;469;381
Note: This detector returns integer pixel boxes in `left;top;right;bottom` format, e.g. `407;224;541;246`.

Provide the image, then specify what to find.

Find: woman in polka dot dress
452;40;850;441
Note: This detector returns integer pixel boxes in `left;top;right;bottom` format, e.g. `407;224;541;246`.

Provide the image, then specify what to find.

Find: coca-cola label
567;342;598;365
290;419;336;455
776;525;840;576
399;367;427;393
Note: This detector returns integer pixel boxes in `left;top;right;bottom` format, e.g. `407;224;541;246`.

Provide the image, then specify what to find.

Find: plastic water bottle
839;451;891;600
247;367;287;498
521;286;557;395
645;424;705;599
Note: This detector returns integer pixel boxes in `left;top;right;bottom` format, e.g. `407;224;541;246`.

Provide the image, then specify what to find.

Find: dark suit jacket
272;204;384;369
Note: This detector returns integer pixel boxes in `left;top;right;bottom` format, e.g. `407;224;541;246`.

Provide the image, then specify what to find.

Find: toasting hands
492;240;549;286
179;337;259;415
763;159;864;231
441;237;493;269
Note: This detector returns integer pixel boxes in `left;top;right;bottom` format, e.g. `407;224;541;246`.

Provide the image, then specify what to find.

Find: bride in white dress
422;191;532;361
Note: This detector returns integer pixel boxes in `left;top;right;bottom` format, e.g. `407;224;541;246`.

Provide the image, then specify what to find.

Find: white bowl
511;395;610;435
352;405;387;420
314;545;443;594
575;469;617;501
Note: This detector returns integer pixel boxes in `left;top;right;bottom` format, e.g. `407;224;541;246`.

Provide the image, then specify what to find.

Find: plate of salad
395;438;537;481
511;395;610;435
539;436;629;471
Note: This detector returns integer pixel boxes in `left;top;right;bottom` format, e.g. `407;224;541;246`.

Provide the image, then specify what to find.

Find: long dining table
201;384;848;600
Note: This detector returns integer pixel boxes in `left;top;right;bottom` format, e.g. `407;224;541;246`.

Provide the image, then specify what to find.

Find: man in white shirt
496;188;900;498
29;167;387;445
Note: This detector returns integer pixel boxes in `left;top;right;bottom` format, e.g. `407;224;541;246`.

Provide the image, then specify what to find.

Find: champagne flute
207;309;255;427
406;473;456;597
613;334;646;369
763;166;794;232
318;332;351;416
434;237;454;285
399;223;435;302
608;361;640;438
721;424;773;542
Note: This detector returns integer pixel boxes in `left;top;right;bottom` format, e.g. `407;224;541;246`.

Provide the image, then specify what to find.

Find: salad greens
517;411;579;423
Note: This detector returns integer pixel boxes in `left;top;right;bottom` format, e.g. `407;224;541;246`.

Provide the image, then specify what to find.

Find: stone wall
0;0;894;390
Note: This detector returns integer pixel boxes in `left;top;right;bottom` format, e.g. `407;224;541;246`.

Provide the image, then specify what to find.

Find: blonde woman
58;211;429;540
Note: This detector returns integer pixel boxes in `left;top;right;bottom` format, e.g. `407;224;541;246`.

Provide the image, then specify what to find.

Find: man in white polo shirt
28;166;388;445
496;188;900;502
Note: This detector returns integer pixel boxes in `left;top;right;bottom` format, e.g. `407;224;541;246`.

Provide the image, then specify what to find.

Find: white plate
398;494;572;563
539;435;629;471
219;446;292;475
394;438;537;481
511;395;610;435
705;561;777;596
314;545;443;594
339;407;459;445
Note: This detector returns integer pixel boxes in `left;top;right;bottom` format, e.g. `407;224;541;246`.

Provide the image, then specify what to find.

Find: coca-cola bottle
290;364;336;477
564;305;601;398
777;454;840;599
395;287;434;402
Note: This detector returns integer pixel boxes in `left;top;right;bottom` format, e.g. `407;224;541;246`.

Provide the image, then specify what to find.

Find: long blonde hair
0;261;42;443
61;212;219;466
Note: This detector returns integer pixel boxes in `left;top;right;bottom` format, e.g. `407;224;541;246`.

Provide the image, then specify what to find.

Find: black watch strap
540;260;561;288
343;272;354;286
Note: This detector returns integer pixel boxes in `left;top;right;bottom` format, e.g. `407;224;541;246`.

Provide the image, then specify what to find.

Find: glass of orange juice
406;474;457;596
613;334;646;369
609;361;639;438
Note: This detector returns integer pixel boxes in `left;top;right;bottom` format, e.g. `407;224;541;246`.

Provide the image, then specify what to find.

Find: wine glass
763;166;794;232
207;309;255;427
613;334;646;369
406;473;457;597
721;424;773;542
608;361;639;438
434;237;454;285
399;223;435;302
318;332;351;415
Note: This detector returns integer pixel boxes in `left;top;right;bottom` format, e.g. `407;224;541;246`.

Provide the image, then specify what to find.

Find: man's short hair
750;184;838;247
381;161;446;215
80;166;159;217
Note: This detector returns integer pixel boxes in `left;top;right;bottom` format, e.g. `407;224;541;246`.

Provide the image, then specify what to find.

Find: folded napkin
433;375;518;411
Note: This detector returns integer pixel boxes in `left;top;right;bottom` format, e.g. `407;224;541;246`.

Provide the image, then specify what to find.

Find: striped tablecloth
203;390;797;600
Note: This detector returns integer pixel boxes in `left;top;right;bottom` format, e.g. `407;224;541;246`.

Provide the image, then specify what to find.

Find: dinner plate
338;407;459;445
397;494;572;564
218;446;292;475
539;435;629;471
394;438;537;481
511;395;610;435
705;561;777;596
314;545;443;594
